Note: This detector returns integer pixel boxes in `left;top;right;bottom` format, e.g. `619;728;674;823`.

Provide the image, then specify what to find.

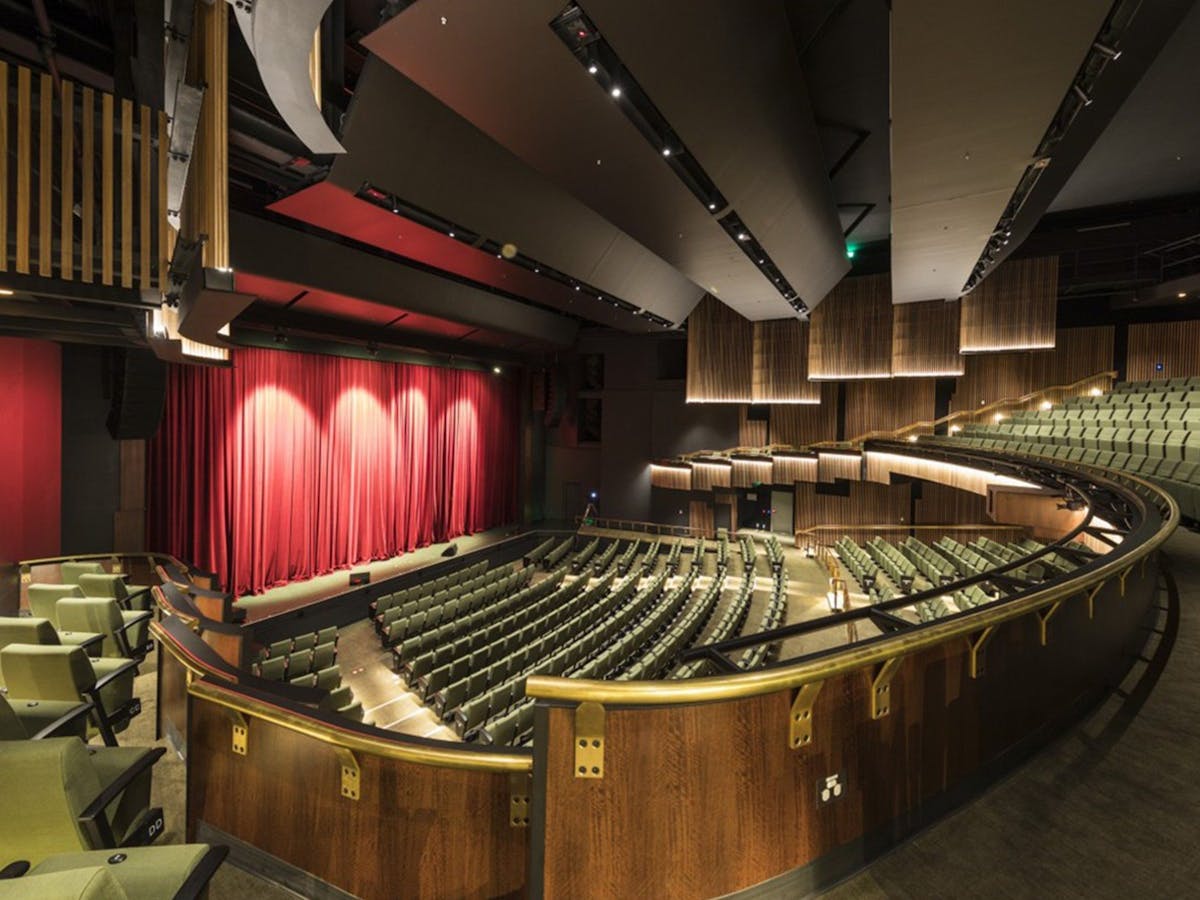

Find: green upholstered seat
0;615;103;659
56;598;151;660
28;584;84;625
0;738;165;865
6;845;226;900
0;694;92;741
0;644;139;746
60;562;106;585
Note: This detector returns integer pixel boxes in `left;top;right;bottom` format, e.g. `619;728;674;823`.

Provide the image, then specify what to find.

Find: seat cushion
28;845;215;899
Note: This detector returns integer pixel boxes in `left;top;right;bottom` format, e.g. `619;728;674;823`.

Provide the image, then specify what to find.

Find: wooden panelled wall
752;319;820;403
1127;321;1200;381
951;326;1115;411
892;300;963;376
0;61;168;287
844;379;937;440
793;481;911;532
959;256;1058;352
686;294;754;402
771;382;839;446
809;273;893;379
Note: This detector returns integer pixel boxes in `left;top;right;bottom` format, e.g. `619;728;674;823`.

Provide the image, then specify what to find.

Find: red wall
0;338;62;563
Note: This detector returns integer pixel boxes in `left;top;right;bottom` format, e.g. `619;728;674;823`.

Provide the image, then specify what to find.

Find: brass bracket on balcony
789;682;823;749
1084;583;1103;620
333;747;360;801
967;626;996;679
1119;566;1133;597
1038;600;1064;646
110;555;123;576
574;701;605;779
223;708;247;756
509;773;531;828
870;657;903;719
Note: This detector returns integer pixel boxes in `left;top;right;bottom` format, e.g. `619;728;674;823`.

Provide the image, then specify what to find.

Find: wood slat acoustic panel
950;351;1033;412
959;256;1058;353
793;480;911;532
809;274;892;379
914;481;989;524
0;62;165;287
817;452;862;483
738;406;768;447
1126;320;1200;381
650;464;692;491
771;454;818;485
691;462;733;492
752;319;819;403
892;299;962;376
844;378;937;440
732;458;774;489
686;294;754;402
689;500;715;539
1030;325;1114;387
771;382;839;446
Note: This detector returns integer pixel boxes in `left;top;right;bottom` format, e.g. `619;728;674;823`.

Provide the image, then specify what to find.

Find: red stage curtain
148;347;519;595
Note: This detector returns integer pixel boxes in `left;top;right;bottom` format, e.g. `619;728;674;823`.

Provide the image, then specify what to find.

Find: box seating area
249;626;364;721
949;378;1200;519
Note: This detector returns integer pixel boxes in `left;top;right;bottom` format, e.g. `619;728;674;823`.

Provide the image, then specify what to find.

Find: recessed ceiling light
610;86;622;98
1178;292;1187;299
737;232;749;241
448;231;455;238
588;64;598;75
708;202;716;210
661;148;672;157
534;267;540;273
440;16;447;25
492;366;502;374
574;285;581;291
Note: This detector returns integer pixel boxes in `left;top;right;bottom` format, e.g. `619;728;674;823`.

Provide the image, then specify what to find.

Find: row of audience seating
250;627;364;721
735;569;788;670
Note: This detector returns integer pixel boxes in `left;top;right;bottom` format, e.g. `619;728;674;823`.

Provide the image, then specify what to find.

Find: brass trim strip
188;679;532;773
81;87;94;282
60;79;74;280
527;468;1174;706
120;98;133;287
38;73;52;277
101;91;113;285
139;104;151;287
16;65;30;274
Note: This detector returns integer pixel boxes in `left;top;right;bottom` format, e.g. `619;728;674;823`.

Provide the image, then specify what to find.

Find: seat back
76;574;129;602
28;585;84;624
0;616;61;651
0;737;104;863
56;599;125;658
0;865;131;899
0;694;28;740
0;644;96;702
60;562;105;586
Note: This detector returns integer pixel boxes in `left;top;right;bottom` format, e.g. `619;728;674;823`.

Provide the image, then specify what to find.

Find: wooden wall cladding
732;458;774;489
914;481;989;524
650;464;692;491
959;256;1059;353
1127;320;1200;381
950;326;1116;411
688;500;714;539
686;294;754;402
809;274;893;379
772;383;839;446
843;378;937;440
752;319;820;403
187;695;528;900
892;300;963;376
864;450;1031;497
772;454;818;485
535;565;1157;899
691;462;732;492
793;479;910;531
738;406;768;447
816;452;863;483
0;62;168;287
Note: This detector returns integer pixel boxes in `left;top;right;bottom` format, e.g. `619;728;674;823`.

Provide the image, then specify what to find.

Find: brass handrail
526;464;1175;705
187;678;532;773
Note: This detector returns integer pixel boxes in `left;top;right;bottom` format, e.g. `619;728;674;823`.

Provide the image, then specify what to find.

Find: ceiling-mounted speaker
107;350;167;440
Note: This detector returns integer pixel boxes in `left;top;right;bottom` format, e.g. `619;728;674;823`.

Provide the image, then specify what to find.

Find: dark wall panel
61;345;120;554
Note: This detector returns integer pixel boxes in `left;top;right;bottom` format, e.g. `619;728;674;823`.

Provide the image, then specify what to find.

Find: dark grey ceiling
1050;0;1200;212
361;0;848;317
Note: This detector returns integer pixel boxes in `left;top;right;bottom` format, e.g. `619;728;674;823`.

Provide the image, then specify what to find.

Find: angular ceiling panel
890;0;1111;303
362;1;845;318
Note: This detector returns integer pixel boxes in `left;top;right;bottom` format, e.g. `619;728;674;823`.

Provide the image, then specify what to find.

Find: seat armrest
0;861;31;879
92;659;139;692
70;632;105;656
170;845;230;900
29;699;96;740
78;747;167;848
